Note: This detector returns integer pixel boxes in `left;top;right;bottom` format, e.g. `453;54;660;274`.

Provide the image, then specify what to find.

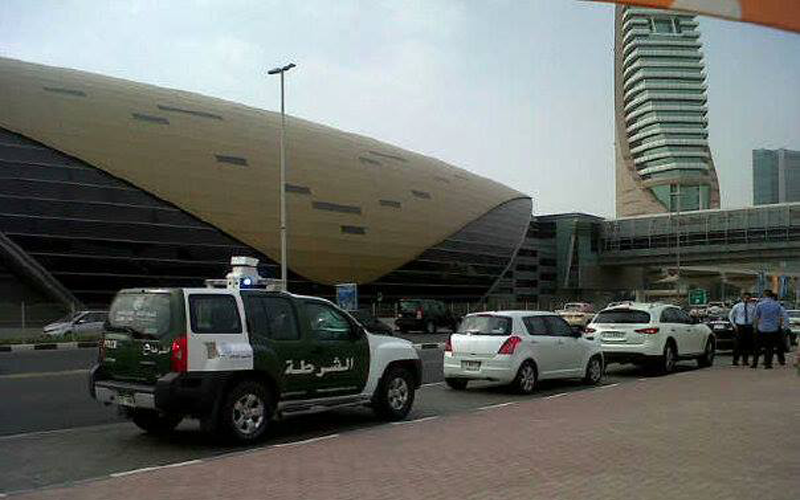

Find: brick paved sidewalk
16;364;799;500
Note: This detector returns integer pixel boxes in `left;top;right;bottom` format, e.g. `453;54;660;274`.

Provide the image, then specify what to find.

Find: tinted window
108;293;173;338
674;309;693;324
305;302;352;341
523;316;548;336
86;312;107;322
458;315;512;336
243;295;299;341
543;316;573;337
399;300;421;313
189;295;242;334
660;308;678;323
594;309;651;324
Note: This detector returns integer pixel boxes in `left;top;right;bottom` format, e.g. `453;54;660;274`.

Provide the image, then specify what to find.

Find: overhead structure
592;0;800;33
0;57;532;306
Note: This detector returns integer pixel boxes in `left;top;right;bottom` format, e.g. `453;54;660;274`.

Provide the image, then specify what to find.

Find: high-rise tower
614;6;720;217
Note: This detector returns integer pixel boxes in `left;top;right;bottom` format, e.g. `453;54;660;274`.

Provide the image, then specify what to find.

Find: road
1;344;795;497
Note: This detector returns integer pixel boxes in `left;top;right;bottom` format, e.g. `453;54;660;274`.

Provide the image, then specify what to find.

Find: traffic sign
688;289;707;305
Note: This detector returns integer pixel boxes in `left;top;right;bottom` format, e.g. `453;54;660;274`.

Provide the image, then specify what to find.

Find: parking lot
1;346;797;499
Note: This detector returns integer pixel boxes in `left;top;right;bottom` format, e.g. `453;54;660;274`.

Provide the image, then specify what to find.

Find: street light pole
268;62;296;291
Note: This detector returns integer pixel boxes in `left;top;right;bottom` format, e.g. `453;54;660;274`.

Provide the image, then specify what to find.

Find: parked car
43;310;107;339
349;309;394;336
556;302;595;327
91;284;421;444
587;303;715;374
705;317;735;350
395;299;459;334
443;311;604;393
786;310;800;337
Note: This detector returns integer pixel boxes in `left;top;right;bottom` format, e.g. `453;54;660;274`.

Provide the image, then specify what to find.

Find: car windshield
458;315;512;335
107;293;173;338
563;304;584;311
594;309;651;324
399;300;421;313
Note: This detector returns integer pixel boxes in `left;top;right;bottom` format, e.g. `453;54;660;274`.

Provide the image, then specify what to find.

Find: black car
395;299;459;334
349;309;394;336
706;317;735;350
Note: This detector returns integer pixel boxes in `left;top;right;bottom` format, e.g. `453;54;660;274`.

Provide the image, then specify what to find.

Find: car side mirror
571;325;584;337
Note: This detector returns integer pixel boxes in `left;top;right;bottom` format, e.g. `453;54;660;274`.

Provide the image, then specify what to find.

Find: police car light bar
203;256;285;292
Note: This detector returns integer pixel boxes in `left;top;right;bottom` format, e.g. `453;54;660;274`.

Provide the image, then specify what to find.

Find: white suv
588;303;715;374
443;311;604;394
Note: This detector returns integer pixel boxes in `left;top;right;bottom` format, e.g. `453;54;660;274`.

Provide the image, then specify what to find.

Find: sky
1;0;798;217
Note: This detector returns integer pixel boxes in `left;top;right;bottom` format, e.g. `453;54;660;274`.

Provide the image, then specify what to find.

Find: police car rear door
300;300;370;397
241;292;311;400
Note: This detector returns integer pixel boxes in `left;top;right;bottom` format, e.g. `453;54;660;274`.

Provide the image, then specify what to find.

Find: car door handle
557;340;564;345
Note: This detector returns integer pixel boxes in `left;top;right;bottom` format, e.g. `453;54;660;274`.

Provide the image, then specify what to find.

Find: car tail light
171;335;188;372
98;337;106;362
498;335;522;355
635;327;660;335
444;336;452;353
416;308;423;320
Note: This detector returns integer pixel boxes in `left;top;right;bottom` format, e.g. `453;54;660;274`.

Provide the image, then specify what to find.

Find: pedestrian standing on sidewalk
729;292;756;366
752;290;784;369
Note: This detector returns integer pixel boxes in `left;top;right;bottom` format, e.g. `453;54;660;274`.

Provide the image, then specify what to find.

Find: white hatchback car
443;311;604;393
588;303;715;374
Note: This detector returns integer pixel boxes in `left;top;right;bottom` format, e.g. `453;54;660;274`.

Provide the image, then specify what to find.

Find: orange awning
591;0;800;33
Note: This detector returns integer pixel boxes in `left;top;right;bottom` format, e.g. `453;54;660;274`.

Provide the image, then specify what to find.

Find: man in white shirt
728;292;756;366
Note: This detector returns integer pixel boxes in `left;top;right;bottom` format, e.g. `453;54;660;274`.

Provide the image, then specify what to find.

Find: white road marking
420;382;444;388
597;383;620;389
109;459;204;478
477;402;517;411
0;369;89;380
545;393;568;399
162;459;203;469
273;434;339;448
110;466;160;478
390;416;440;425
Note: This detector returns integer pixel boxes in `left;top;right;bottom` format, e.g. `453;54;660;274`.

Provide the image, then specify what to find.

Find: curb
0;341;97;353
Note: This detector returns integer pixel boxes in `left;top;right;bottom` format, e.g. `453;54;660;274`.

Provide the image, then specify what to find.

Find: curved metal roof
0;57;528;285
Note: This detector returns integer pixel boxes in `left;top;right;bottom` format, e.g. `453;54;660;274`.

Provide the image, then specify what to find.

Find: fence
370;300;564;319
0;302;71;329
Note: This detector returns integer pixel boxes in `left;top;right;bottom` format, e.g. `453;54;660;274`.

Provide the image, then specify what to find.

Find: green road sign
688;289;707;306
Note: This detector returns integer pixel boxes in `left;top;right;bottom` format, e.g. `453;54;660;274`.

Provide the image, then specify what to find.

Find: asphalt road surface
0;343;756;496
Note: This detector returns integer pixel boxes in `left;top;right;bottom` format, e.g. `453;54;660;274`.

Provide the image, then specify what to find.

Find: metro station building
0;57;534;316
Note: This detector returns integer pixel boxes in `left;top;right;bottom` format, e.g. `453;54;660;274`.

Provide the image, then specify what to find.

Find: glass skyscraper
753;148;800;205
614;6;720;217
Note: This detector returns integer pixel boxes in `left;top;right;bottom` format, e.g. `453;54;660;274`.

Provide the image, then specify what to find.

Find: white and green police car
89;258;422;443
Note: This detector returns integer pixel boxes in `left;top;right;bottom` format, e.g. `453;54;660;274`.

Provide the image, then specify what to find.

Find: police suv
89;257;422;443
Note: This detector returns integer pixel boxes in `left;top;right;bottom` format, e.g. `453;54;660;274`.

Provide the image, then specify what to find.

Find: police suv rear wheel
221;381;272;443
131;409;182;434
374;366;415;420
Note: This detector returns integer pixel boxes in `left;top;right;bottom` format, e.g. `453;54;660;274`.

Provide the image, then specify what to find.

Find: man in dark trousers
752;289;784;369
728;292;756;366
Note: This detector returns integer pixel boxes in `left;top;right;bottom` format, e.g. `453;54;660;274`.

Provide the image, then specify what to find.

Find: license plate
603;331;625;339
117;393;135;407
462;360;481;371
713;325;726;331
103;339;117;349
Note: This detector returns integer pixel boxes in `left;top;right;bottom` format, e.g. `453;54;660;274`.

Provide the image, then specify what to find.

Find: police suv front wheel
373;366;415;421
220;380;273;444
